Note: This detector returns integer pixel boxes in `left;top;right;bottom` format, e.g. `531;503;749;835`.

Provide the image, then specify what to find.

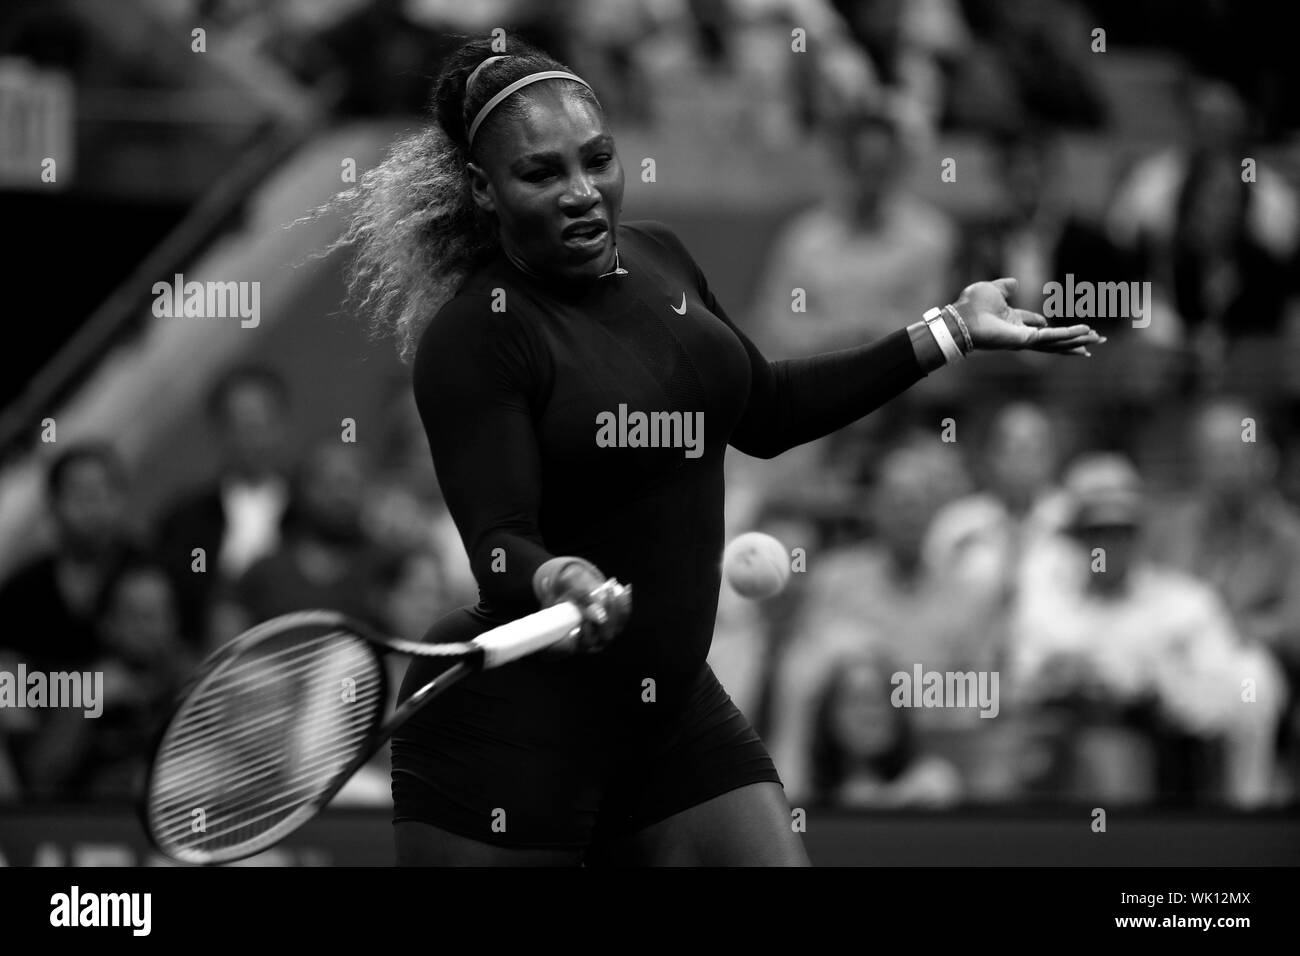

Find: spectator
923;402;1071;658
808;650;962;808
0;442;144;672
0;443;154;797
1098;82;1300;393
157;365;292;647
1148;398;1300;795
219;441;383;643
954;131;1177;427
1010;452;1287;807
750;100;957;359
74;560;194;798
956;128;1130;329
745;100;958;502
1102;79;1294;310
768;437;988;802
1165;148;1297;379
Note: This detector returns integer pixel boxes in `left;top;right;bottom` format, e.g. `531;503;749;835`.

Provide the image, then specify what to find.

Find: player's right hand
535;558;632;655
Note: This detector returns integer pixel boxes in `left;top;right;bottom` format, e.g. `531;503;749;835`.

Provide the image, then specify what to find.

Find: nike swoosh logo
670;294;687;315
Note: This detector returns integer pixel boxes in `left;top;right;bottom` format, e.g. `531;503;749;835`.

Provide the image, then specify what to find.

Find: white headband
465;57;597;147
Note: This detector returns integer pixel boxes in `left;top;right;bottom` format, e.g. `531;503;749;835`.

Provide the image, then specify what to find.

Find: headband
465;56;597;147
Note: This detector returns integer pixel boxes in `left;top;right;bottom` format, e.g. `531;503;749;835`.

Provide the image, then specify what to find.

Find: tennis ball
723;532;791;600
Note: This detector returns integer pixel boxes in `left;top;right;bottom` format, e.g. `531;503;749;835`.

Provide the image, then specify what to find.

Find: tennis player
329;35;1104;866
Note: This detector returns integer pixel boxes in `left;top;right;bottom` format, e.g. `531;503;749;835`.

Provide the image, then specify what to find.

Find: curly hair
305;34;601;362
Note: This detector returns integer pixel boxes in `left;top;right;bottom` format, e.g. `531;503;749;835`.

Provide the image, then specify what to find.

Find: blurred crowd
715;398;1299;811
708;0;1300;812
3;0;1299;810
0;366;478;801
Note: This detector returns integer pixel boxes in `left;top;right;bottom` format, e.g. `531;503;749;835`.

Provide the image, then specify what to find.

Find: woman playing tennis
331;35;1103;866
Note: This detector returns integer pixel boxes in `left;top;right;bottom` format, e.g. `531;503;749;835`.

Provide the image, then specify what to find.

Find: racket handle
472;601;583;668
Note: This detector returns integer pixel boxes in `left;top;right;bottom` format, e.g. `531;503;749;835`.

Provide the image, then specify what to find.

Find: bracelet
922;307;964;364
944;304;974;354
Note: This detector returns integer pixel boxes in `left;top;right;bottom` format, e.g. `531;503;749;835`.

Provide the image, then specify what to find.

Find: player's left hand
954;277;1107;356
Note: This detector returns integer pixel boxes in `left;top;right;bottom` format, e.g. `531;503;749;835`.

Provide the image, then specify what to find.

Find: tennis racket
142;578;631;865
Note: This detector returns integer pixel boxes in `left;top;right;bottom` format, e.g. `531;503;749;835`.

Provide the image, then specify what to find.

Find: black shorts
390;616;780;850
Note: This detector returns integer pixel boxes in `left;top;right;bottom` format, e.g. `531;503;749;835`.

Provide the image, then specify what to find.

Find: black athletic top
412;220;926;714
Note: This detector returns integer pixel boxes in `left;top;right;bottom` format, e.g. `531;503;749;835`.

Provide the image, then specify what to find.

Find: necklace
504;245;627;279
599;247;628;278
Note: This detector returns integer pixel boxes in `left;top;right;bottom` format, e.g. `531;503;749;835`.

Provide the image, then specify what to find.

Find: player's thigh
613;782;810;866
395;820;583;866
591;667;807;866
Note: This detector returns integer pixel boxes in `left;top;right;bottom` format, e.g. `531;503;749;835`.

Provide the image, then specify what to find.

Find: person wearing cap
1009;452;1285;806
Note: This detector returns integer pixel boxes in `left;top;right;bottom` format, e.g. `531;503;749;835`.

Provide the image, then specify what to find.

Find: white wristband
923;307;964;364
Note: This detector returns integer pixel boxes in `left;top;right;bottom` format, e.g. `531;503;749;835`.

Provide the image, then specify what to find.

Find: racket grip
472;601;583;668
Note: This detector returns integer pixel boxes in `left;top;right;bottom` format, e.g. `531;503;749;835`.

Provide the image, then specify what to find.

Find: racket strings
155;645;371;754
147;628;386;863
150;636;381;856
